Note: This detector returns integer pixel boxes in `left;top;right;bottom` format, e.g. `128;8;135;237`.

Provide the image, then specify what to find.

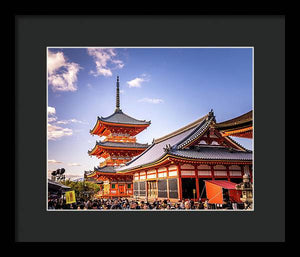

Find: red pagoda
86;76;151;198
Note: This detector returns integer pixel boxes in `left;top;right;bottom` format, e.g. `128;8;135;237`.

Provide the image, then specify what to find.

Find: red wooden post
241;165;245;176
211;164;215;180
166;166;170;199
194;164;200;201
145;170;148;200
155;168;159;198
177;164;183;201
226;165;230;181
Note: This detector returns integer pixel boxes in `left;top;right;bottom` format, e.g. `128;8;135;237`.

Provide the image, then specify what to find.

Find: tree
62;179;100;201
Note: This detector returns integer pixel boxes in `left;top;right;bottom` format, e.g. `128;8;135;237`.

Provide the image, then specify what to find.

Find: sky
47;47;253;180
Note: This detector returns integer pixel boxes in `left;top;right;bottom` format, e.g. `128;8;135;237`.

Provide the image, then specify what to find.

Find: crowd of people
48;197;241;210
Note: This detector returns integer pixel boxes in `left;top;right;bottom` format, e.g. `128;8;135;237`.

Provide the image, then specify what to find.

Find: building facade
117;110;253;203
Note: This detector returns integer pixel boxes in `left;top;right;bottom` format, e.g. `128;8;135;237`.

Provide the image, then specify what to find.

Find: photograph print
47;47;253;211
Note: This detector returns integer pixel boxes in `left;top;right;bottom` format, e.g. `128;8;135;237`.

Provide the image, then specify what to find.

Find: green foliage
61;179;100;200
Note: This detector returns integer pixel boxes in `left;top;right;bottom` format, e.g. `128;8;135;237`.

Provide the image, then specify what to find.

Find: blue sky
47;47;253;180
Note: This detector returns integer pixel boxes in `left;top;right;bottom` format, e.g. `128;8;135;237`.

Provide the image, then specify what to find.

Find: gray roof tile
96;141;149;148
94;165;116;173
99;109;151;125
117;112;252;172
117;126;196;171
170;146;252;161
175;116;214;149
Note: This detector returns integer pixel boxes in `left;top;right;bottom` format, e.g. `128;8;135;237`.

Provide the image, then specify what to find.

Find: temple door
119;184;125;195
148;181;157;198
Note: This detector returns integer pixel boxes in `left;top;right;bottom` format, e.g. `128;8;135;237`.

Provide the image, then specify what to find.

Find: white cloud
47;51;65;75
138;98;164;104
55;120;68;125
68;163;81;167
48;159;63;164
48;50;81;92
47;106;86;140
48;117;57;123
112;59;124;69
127;74;149;88
127;78;144;88
48;106;57;123
56;119;87;125
48;106;56;115
87;48;124;77
48;123;73;140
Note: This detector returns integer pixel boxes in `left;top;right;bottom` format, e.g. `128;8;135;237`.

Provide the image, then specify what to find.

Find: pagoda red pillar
194;164;200;201
177;164;183;201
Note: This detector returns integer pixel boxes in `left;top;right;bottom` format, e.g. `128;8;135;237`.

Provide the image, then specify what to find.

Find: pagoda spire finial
115;76;120;111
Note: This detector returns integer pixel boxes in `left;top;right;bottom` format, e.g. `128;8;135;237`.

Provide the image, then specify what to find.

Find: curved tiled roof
99;109;151;126
169;146;252;161
94;165;116;173
96;141;149;149
214;110;252;130
117;115;208;172
117;110;252;173
175;115;214;149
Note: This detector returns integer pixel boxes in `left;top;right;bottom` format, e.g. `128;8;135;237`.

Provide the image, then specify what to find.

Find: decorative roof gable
174;113;215;149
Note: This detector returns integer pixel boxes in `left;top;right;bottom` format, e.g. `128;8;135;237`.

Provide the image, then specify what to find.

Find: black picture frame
13;13;286;244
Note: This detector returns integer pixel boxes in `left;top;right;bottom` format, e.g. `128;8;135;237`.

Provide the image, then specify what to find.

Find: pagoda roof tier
90;76;150;136
88;141;149;157
84;170;98;179
94;165;116;173
99;109;151;126
117;110;252;173
96;141;149;149
84;172;103;183
90;109;151;136
93;165;132;178
85;167;116;179
86;166;133;182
